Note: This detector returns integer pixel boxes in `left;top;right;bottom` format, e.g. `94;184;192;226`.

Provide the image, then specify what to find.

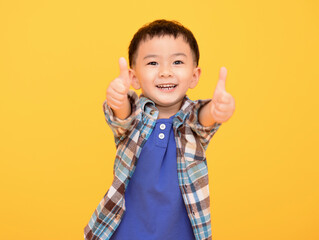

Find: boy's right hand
106;57;132;111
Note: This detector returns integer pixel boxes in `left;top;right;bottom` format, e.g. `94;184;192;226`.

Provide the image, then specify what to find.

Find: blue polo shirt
110;116;195;240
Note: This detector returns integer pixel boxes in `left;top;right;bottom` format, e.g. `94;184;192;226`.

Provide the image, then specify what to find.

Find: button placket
155;121;171;147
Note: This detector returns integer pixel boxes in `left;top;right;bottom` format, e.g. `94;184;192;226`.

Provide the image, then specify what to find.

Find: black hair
128;19;200;68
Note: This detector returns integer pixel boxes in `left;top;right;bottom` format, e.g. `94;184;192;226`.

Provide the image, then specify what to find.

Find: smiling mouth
156;84;177;90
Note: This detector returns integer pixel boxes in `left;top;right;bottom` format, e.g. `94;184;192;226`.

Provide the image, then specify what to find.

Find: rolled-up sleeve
103;90;139;146
187;99;222;150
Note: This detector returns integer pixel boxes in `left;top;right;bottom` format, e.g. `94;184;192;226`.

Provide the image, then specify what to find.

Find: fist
106;57;131;110
211;67;235;123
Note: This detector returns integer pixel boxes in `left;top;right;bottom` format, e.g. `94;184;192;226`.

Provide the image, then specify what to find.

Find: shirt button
159;124;166;130
158;133;165;139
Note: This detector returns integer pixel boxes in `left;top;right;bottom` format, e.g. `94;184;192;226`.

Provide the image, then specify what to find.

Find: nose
159;65;173;78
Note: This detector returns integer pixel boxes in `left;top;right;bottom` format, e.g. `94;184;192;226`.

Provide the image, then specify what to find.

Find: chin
155;98;183;107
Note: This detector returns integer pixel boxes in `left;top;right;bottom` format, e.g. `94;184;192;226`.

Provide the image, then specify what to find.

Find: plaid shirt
84;90;222;240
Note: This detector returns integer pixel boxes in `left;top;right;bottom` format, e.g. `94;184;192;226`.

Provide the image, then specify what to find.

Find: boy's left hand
210;67;235;123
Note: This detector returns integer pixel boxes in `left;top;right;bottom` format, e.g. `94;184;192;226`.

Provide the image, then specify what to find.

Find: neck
156;101;183;119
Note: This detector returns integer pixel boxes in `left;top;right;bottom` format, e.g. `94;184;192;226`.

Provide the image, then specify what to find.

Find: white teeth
156;84;176;89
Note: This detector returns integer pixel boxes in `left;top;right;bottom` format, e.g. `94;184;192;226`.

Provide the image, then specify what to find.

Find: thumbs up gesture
209;67;235;123
106;57;132;119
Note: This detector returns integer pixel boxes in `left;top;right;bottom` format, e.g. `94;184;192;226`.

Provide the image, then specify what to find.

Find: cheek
175;68;193;81
137;70;156;87
144;68;157;78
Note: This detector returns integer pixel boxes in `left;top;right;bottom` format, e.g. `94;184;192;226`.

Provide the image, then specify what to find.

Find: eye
147;61;158;65
173;60;184;65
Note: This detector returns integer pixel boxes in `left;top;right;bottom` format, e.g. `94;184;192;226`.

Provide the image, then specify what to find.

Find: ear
189;67;201;89
129;68;141;90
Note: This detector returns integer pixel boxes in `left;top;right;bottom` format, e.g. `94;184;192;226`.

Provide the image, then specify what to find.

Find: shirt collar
138;94;159;121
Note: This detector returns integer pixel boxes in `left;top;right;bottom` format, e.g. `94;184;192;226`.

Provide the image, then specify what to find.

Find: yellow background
1;0;318;239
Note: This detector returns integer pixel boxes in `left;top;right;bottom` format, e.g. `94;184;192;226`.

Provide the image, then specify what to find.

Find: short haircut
128;19;200;68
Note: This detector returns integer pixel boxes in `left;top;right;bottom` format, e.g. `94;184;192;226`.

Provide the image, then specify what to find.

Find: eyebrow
143;53;187;60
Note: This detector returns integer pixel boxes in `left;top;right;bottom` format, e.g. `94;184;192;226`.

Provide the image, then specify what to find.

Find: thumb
215;66;227;92
118;57;131;86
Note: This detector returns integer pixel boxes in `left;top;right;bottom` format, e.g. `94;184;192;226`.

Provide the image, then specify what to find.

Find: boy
84;19;235;240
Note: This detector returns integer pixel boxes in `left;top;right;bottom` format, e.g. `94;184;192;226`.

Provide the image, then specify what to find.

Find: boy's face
129;35;201;112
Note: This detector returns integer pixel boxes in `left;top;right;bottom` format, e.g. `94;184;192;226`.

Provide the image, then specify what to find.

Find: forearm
111;97;131;120
198;100;218;127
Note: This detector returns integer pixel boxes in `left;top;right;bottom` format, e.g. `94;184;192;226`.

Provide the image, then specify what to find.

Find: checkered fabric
84;90;222;240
